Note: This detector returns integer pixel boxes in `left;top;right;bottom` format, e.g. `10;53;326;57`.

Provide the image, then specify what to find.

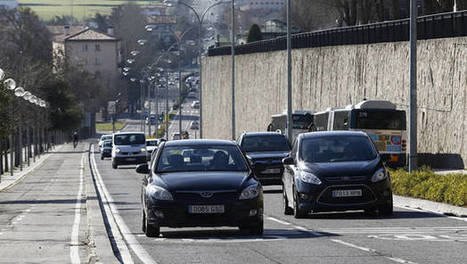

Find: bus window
292;114;313;129
333;111;350;130
352;110;406;130
313;113;329;131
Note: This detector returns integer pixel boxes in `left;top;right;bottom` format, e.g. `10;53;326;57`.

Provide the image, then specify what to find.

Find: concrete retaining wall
202;37;467;168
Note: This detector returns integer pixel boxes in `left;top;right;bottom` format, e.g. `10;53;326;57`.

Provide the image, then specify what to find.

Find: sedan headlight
140;148;146;153
239;184;261;200
371;168;388;182
114;148;121;153
147;185;173;200
300;171;322;185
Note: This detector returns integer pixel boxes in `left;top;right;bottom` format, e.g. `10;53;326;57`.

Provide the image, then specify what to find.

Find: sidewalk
0;144;66;192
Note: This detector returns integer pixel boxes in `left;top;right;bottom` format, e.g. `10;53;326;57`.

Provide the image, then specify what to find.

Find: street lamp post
231;0;236;140
286;0;292;143
409;0;418;172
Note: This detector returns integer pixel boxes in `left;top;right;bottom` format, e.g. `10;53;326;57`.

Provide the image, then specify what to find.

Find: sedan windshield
114;134;145;145
101;135;112;141
241;135;290;152
156;145;249;172
300;136;377;163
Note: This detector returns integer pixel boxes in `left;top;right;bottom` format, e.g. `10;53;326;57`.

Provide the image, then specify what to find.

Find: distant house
0;0;17;10
51;25;121;136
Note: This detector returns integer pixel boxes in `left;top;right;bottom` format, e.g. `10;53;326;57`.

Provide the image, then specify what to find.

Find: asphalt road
91;123;467;264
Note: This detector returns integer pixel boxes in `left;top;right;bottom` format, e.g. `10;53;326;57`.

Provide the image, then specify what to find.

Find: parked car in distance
98;134;112;149
191;100;200;109
146;139;159;160
171;132;181;140
190;121;199;130
137;139;264;237
187;92;197;99
237;132;291;185
111;132;147;169
100;140;112;160
282;131;393;218
146;115;157;125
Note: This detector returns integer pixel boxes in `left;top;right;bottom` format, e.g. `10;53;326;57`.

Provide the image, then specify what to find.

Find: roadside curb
85;144;119;263
394;195;467;218
0;144;66;192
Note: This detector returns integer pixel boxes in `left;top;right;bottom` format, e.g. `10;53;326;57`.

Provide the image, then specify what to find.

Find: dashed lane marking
70;153;85;264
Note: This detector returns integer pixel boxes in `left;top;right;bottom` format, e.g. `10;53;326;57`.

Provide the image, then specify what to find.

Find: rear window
300;136;377;163
241;135;290;152
114;134;145;145
353;110;406;130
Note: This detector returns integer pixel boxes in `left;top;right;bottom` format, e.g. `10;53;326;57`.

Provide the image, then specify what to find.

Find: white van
111;132;147;169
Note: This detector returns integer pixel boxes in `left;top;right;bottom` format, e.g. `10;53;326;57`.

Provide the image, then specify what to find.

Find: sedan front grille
174;190;239;202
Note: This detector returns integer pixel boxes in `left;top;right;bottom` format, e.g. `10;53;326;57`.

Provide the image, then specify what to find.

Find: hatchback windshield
114;134;145;145
300;136;377;163
146;140;158;147
241;135;290;152
101;135;112;141
103;141;112;148
156;145;249;172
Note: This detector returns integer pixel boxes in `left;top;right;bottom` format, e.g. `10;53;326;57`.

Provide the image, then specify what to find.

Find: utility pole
231;0;236;140
286;0;293;143
409;0;418;172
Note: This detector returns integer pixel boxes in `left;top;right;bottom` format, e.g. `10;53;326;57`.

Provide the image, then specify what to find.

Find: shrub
390;169;467;207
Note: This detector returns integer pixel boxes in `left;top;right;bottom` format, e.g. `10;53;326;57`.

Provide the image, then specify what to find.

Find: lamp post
164;0;231;138
409;0;418;172
231;0;236;140
286;0;292;143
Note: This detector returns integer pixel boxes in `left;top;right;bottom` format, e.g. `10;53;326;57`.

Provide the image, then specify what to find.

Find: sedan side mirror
282;156;294;165
136;163;149;174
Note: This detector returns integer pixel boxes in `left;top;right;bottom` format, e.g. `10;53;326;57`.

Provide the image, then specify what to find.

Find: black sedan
282;131;393;218
137;139;264;237
237;132;291;185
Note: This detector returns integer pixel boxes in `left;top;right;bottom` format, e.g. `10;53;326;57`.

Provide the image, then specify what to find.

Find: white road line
397;206;467;222
91;147;157;264
267;216;291;225
330;239;418;264
70;153;85;264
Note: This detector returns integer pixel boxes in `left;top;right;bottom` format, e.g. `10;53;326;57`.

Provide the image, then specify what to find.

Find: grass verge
390;168;467;207
96;122;125;131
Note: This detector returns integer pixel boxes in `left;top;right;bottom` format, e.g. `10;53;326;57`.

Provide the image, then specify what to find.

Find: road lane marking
330;239;418;264
70;153;85;264
265;215;322;236
91;146;156;264
267;216;291;225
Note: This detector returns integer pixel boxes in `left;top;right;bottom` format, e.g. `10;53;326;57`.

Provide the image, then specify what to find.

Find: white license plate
188;205;225;214
332;189;362;197
262;168;281;174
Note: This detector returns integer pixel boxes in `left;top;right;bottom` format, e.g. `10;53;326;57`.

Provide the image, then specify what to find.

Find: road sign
108;101;116;114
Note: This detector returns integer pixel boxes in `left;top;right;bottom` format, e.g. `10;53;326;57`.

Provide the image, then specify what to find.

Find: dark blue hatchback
282;131;393;218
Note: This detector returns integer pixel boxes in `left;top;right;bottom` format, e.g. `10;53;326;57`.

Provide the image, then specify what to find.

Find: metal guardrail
208;10;466;56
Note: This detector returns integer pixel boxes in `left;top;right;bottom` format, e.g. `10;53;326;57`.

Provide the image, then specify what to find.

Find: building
237;0;285;11
52;26;121;136
0;0;17;9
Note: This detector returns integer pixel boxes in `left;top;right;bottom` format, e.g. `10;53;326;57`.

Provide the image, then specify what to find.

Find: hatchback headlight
147;185;173;200
114;148;121;153
239;184;261;200
300;171;322;185
140;148;146;153
371;168;388;182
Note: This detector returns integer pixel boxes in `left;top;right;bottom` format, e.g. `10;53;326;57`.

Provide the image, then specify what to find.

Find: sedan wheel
112;161;118;169
141;210;146;232
144;213;160;237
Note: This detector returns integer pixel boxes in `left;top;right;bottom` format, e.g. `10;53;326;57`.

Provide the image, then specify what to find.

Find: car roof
164;139;237;147
242;132;285;137
101;134;112;138
146;138;157;141
113;132;144;135
300;131;368;139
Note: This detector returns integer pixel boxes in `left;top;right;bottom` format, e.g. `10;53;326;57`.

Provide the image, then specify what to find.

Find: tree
247;24;262;43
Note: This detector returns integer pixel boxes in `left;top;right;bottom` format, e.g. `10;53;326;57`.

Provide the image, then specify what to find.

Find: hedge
390;168;467;207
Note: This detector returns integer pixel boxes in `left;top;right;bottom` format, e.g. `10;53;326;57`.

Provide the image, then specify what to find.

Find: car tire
101;156;104;160
249;221;264;236
144;214;160;237
364;208;377;216
112;161;118;169
379;199;393;216
293;187;307;219
141;210;146;233
283;184;294;215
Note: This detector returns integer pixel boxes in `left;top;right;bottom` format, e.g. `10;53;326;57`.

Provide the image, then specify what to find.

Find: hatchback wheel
141;210;146;232
379;198;393;216
283;184;293;215
293;188;307;219
144;213;160;237
112;161;118;169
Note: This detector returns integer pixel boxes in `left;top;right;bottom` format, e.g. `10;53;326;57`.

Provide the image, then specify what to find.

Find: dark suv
237;132;291;185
